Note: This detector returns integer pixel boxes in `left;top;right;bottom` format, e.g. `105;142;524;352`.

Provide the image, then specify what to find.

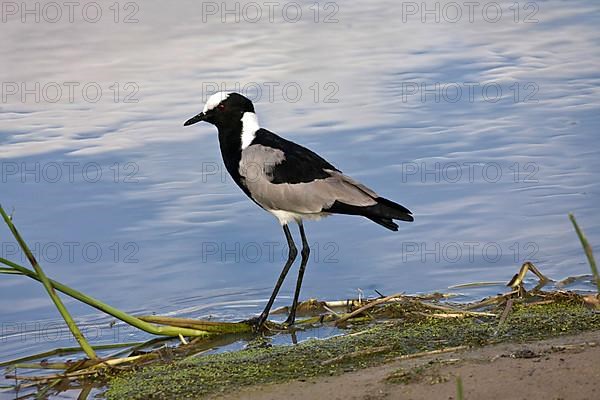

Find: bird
184;92;413;328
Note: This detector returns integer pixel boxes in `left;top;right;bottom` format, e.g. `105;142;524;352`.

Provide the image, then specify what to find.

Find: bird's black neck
216;122;249;194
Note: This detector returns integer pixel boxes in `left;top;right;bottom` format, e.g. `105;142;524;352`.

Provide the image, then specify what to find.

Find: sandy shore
219;330;600;400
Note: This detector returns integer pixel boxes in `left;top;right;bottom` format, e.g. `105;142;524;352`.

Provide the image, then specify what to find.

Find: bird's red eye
217;104;225;110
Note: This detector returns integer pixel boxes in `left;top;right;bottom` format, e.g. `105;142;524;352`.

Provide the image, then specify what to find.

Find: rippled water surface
1;0;599;396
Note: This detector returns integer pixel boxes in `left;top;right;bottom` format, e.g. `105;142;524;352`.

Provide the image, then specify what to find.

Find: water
1;0;599;397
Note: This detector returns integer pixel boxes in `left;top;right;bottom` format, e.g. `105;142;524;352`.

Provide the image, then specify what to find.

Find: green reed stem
456;376;464;400
0;206;213;340
0;256;213;338
0;205;98;360
569;213;600;293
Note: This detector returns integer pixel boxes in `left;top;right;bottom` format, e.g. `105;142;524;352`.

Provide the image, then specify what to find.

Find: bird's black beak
184;112;205;126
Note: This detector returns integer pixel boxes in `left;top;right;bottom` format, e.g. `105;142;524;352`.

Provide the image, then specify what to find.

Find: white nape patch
240;112;260;149
203;91;231;113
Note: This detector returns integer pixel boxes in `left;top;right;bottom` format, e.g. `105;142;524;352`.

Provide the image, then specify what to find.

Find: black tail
325;197;413;232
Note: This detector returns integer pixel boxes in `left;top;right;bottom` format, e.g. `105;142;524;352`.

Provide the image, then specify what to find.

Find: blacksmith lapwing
184;92;413;328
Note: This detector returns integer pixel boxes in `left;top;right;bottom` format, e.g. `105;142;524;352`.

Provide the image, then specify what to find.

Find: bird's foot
243;314;268;333
283;314;296;327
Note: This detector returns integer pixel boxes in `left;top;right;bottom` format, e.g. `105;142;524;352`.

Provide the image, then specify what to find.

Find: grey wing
239;144;378;214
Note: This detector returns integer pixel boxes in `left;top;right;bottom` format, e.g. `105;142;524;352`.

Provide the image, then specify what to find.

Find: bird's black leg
285;222;310;326
255;224;297;328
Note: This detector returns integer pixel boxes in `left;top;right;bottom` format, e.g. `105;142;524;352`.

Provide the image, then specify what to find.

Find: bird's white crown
203;91;232;113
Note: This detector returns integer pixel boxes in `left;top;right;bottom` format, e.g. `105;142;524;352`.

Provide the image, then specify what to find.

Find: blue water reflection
1;1;599;393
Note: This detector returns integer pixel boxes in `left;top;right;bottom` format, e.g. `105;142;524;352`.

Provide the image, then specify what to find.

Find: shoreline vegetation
1;204;599;399
107;295;600;400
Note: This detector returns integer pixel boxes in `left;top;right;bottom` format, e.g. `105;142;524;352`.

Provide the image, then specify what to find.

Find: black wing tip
373;197;414;225
325;199;414;229
402;214;415;222
375;197;412;215
368;217;399;231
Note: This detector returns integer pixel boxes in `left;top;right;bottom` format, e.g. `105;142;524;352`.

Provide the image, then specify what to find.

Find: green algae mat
107;294;600;399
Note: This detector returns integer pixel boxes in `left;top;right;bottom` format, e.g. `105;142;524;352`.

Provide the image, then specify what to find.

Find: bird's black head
184;92;255;130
